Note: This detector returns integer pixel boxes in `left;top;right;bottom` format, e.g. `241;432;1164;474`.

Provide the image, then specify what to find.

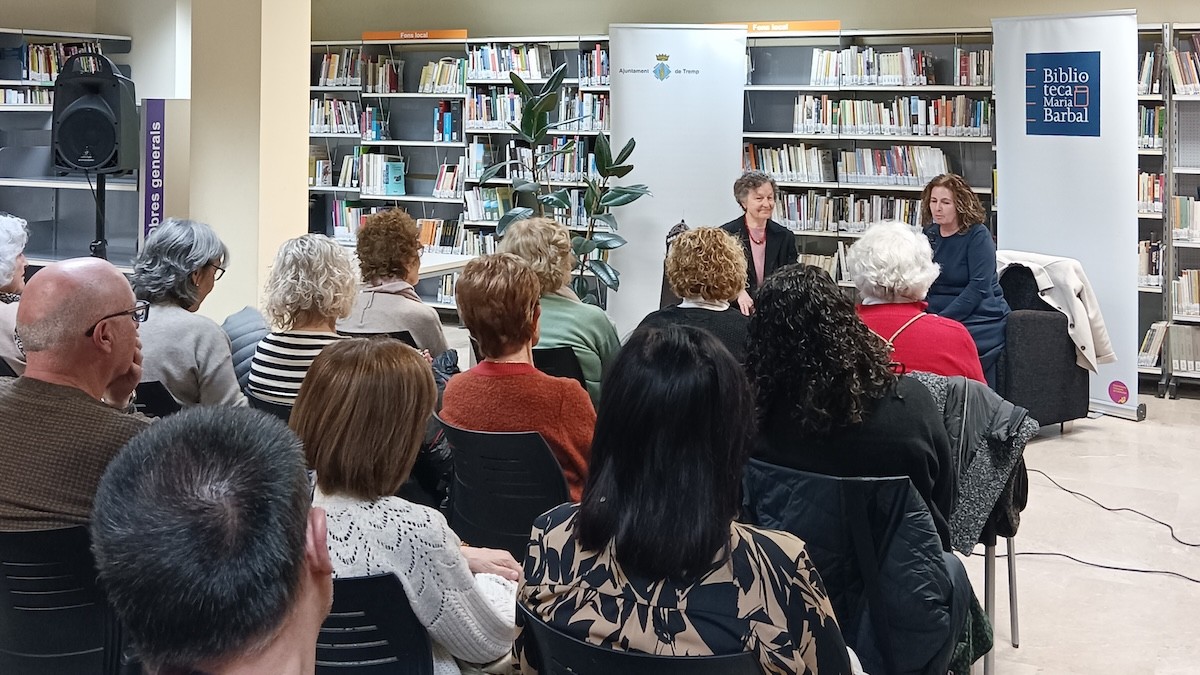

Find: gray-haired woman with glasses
0;212;29;375
130;218;246;407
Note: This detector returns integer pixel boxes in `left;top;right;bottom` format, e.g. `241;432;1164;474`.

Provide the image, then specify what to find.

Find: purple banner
142;98;166;238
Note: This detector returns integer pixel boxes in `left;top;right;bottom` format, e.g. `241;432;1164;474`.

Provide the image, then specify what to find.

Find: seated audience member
0;258;148;530
517;324;852;674
293;338;519;674
745;264;956;551
131;218;247;406
846;222;985;382
0;211;29;374
336;209;450;354
637;227;750;361
498;217;619;405
249;234;357;406
441;253;595;501
91;407;333;674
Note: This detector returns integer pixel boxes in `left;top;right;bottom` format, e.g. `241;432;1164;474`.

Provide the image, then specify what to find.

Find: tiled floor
444;319;1200;674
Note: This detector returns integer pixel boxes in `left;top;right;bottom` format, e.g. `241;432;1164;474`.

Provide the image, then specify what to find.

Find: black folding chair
435;414;569;559
532;346;586;389
336;330;419;349
134;381;183;418
0;526;123;674
316;573;433;675
519;605;762;675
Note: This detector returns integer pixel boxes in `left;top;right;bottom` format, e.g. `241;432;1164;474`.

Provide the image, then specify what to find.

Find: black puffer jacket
907;372;1039;554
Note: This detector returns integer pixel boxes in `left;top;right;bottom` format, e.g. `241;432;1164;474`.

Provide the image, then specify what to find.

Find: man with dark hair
91;407;333;673
0;257;148;529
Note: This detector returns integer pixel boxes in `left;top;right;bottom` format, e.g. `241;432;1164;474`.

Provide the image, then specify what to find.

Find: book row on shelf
16;41;104;81
1165;36;1200;95
1142;322;1200;374
806;46;992;87
1138;46;1166;96
465;87;609;132
578;44;609;86
360;153;406;196
434;99;463;142
432;158;466;199
435;272;459;306
788;94;991;137
1172;269;1200;317
1138;238;1164;288
467;43;555;81
1172;195;1200;241
2;87;51;104
309;98;361;135
773;192;922;233
467;137;599;183
363;55;401;93
1139;172;1165;213
315;48;363;87
743;142;951;187
417;58;467;95
1139;106;1165;150
1139;321;1168;367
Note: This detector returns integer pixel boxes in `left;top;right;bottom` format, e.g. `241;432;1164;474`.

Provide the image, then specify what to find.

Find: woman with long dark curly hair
745;263;955;551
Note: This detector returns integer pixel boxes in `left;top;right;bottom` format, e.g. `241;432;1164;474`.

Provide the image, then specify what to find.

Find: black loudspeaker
52;53;138;175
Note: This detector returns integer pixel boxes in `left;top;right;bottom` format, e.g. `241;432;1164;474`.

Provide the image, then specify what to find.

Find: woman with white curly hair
131;218;245;407
248;234;358;406
846;221;985;382
0;212;28;374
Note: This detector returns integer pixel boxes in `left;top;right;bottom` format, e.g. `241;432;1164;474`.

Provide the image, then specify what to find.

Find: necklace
747;228;766;245
485;358;527;365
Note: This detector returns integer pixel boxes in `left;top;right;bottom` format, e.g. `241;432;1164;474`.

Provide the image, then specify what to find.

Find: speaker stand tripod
89;172;106;260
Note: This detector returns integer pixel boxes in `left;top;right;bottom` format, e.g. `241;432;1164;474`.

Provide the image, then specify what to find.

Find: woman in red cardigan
441;253;595;501
845;222;986;383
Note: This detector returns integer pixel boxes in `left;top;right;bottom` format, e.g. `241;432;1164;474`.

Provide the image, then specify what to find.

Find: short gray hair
846;221;941;303
0;212;29;288
18;292;96;352
132;219;228;307
733;170;777;207
263;234;358;330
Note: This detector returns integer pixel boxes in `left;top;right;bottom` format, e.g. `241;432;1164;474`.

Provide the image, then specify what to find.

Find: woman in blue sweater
921;173;1009;386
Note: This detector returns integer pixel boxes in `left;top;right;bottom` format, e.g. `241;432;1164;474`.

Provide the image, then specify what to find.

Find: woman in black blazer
721;171;798;315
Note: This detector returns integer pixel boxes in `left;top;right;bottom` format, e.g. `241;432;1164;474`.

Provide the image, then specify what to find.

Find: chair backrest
519;605;762;675
0;526;122;674
0;358;16;379
316;574;433;675
245;390;293;422
532;346;586;389
220;306;270;392
336;330;419;349
134;381;183;418
998;265;1054;312
435;414;569;559
741;460;954;675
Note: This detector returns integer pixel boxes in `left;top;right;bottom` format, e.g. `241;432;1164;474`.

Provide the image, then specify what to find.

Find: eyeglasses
208;262;226;281
84;300;150;337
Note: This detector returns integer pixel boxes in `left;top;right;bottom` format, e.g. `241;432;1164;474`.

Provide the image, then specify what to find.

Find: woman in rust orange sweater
441;253;595;501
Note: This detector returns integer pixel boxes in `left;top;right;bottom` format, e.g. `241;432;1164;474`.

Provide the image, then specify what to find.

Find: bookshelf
0;28;136;267
1137;25;1170;389
1161;23;1200;396
742;28;995;285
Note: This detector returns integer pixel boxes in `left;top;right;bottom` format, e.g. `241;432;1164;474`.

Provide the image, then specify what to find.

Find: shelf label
142;98;165;238
741;20;841;33
362;29;468;41
1025;51;1100;137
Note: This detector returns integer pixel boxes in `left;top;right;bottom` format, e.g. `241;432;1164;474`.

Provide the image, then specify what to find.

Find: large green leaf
591;213;617;230
547;117;588;131
588;259;620;290
590;231;627;250
583;179;601;215
508;72;534;99
496;206;534;236
594;133;613;173
531;91;560;116
541;63;568;96
571;236;598;256
512;178;541;193
569;275;591;300
604;164;634;179
537;189;572;211
477;161;508;185
519;111;539;143
613;137;636;165
599;184;653;208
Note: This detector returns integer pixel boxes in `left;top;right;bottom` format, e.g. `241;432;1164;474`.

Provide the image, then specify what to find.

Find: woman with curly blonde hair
0;212;29;374
921;173;1009;385
248;233;358;405
336;209;448;354
637;227;750;361
498;216;618;405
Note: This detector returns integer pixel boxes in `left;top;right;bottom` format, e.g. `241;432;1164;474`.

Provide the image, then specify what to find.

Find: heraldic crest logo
653;53;670;81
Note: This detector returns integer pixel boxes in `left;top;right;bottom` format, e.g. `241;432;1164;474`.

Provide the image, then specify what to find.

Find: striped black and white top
247;331;343;405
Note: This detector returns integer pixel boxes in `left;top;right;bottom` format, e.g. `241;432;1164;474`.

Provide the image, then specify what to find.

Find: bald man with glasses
0;257;150;530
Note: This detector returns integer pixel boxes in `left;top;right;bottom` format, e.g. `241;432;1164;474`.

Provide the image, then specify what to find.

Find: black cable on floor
1028;468;1200;548
990;550;1200;585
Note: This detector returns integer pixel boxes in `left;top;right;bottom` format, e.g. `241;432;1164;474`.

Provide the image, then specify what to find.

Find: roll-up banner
993;11;1141;420
607;24;747;335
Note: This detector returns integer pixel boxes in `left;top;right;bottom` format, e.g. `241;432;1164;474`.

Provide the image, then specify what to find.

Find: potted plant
477;63;650;305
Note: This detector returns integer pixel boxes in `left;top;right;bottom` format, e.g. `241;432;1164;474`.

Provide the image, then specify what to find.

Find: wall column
190;0;310;321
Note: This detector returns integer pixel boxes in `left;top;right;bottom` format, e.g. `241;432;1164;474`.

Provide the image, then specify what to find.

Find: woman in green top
498;217;619;405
